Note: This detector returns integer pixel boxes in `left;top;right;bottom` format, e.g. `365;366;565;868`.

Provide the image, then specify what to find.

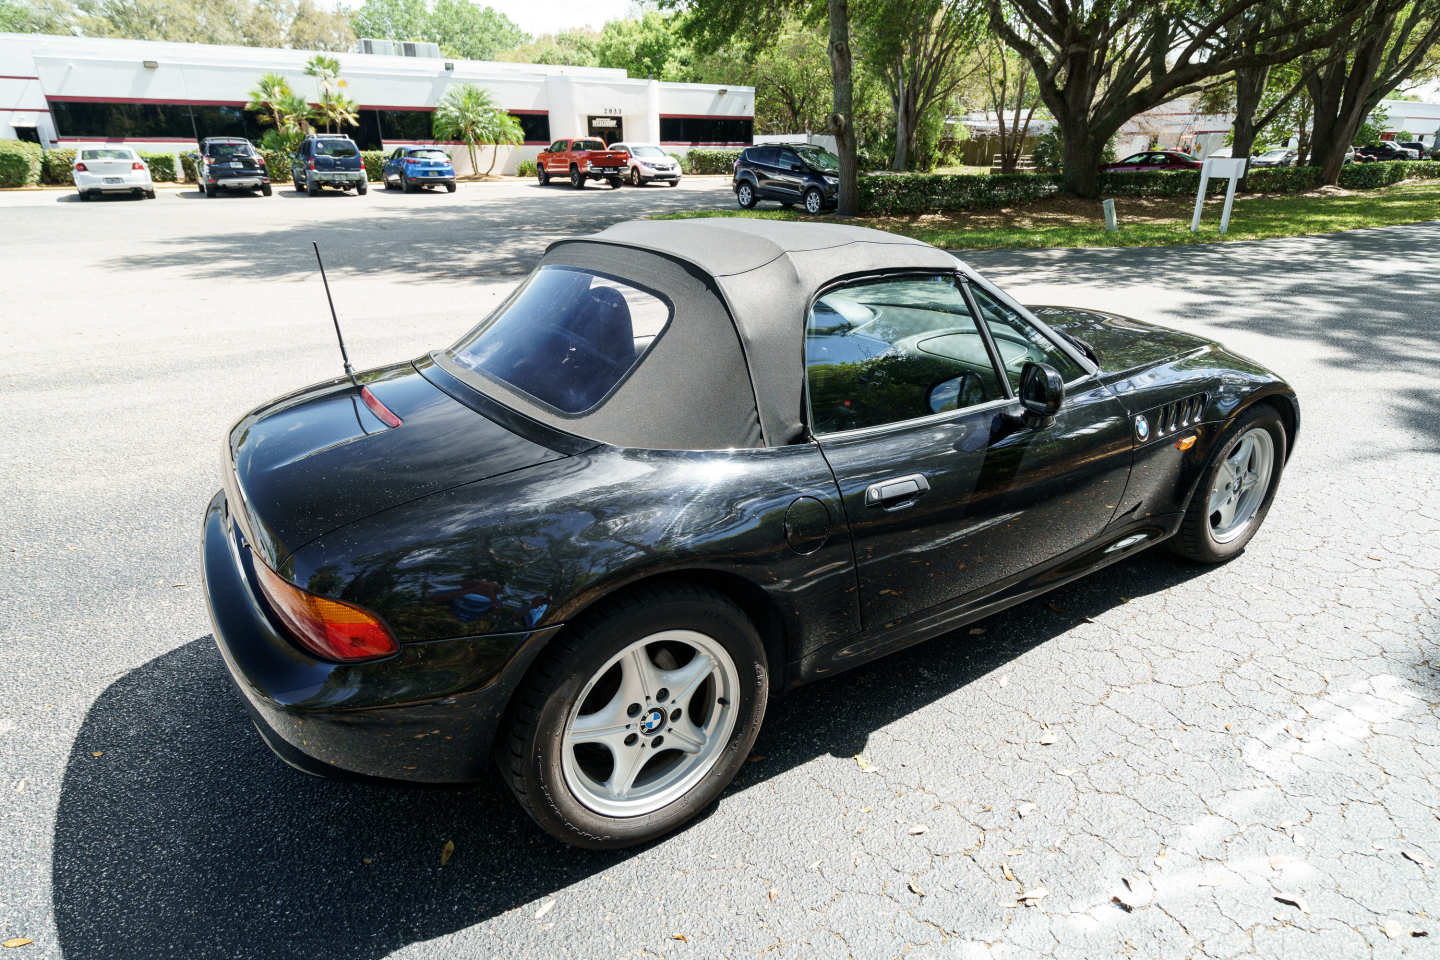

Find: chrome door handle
864;474;931;508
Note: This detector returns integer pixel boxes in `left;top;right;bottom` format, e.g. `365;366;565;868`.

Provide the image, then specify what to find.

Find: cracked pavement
1;184;1436;958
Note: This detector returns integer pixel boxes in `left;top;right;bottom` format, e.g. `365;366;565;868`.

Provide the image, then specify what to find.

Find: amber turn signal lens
252;556;398;661
1176;435;1197;451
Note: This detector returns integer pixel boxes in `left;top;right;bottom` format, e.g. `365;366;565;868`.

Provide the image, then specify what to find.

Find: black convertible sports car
203;220;1297;848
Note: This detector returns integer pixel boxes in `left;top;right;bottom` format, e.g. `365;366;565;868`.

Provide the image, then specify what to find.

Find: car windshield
408;149;450;161
794;146;840;171
207;142;252;158
631;146;666;158
573;139;606;151
314;140;358;157
81;149;132;160
445;266;672;415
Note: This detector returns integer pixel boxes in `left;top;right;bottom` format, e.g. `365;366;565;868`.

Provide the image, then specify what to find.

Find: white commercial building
0;32;754;174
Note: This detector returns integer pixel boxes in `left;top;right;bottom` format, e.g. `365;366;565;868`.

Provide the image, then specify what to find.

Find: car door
810;272;1134;630
1112;152;1147;172
773;148;805;201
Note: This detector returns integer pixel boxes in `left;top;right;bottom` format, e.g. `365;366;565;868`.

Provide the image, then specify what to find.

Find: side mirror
790;163;804;172
1017;361;1064;427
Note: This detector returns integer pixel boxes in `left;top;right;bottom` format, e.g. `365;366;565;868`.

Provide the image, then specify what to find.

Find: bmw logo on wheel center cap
639;707;665;735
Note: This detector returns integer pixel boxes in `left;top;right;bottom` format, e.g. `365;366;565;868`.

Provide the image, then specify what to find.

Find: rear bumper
209;174;269;188
311;170;366;185
201;489;561;782
583;166;624;180
74;171;152;191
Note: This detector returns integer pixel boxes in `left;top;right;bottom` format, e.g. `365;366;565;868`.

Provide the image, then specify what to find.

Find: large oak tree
985;0;1369;196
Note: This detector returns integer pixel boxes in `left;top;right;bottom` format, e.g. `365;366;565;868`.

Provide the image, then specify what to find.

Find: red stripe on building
47;95;247;106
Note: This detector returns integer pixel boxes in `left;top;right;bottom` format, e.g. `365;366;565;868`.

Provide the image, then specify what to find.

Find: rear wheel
1170;404;1287;563
356;180;367;195
146;189;156;199
500;585;768;849
570;165;585;189
445;181;456;193
736;181;756;208
608;176;623;189
205;183;216;198
306;174;319;197
261;183;272;197
78;190;89;202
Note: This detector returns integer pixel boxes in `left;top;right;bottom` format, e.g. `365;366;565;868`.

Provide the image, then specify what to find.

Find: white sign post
1190;157;1248;234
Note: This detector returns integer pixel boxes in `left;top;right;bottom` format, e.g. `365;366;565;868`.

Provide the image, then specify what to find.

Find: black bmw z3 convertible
203;219;1297;848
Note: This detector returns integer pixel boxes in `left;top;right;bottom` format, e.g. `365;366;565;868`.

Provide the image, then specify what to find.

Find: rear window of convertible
444;266;672;414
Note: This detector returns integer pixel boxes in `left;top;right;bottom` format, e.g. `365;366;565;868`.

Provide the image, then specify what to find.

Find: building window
376;108;435;141
659;115;753;145
511;112;549;144
50;100;199;140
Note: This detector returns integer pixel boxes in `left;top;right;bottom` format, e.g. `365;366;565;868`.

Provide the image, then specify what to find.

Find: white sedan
72;147;156;200
610;142;682;187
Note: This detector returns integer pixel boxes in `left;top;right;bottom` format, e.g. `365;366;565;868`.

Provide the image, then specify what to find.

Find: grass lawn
653;181;1440;249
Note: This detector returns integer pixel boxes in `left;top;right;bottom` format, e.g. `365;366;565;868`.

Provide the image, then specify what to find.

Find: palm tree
433;83;519;175
247;75;310;150
304;55;357;133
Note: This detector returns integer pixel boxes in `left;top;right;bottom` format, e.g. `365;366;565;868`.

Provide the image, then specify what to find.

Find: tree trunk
890;57;909;172
1059;119;1101;198
1232;64;1266;188
827;0;859;216
485;144;498;176
467;140;479;176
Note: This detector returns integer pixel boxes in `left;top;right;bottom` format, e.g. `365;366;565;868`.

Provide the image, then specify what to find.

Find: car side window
966;284;1084;390
806;274;1007;435
778;149;800;169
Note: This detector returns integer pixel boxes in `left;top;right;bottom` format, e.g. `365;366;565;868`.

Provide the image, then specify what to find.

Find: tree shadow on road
51;550;1207;960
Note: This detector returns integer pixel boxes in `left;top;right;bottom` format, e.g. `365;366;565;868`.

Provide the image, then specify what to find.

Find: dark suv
1355;142;1412;162
198;137;271;197
733;143;840;214
291;134;368;195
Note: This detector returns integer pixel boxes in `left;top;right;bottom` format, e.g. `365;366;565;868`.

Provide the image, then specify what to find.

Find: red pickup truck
537;138;628;189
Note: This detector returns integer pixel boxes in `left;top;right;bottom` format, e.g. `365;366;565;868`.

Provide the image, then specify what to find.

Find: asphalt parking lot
1;180;1437;959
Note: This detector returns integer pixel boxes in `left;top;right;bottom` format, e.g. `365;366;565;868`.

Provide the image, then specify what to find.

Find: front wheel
803;187;824;215
1170;404;1287;563
538;165;550;185
736;181;756;208
630;167;643;186
500;585;768;849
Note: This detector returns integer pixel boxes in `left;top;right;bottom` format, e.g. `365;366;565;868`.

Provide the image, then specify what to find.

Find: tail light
204;156;214;165
308;159;315;170
132;161;145;170
252;556;398;661
74;162;87;172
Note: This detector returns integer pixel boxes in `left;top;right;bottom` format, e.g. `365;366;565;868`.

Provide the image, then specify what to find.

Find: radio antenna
313;241;357;387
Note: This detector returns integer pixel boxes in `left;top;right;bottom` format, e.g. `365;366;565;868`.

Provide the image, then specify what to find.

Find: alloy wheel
560;630;740;818
805;189;822;214
1207;427;1274;543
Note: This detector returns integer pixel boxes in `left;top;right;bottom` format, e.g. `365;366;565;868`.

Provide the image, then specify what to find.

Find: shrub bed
1337;159;1440;188
0;139;43;187
181;152;200;184
261;148;291;184
683;149;741;174
41;148;76;185
515;158;537;177
362;150;385;183
139;151;177;182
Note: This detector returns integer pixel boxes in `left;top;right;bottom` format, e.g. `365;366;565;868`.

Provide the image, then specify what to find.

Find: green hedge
0;139;43;187
1337;159;1440;188
515;158;537;177
181;152;200;184
138;151;176;182
41;148;76;185
856;160;1440;215
683;148;742;175
362;150;385;183
860;172;1065;215
261;148;291;184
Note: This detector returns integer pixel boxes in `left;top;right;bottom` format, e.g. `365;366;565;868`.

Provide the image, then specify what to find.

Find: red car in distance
536;138;629;189
1101;150;1203;173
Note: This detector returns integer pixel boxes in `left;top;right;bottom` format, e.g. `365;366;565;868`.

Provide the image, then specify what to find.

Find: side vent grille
1153;393;1207;437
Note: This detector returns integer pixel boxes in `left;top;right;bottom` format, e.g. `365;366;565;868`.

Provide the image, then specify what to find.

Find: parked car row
534;139;682;189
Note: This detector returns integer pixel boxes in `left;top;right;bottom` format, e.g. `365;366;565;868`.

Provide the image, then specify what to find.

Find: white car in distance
610;142;682;187
72;147;156;201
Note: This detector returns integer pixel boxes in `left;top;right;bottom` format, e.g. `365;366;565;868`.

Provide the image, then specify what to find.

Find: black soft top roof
574;220;959;446
446;220;961;451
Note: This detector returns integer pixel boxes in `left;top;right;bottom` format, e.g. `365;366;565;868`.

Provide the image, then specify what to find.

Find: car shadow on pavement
51;550;1205;960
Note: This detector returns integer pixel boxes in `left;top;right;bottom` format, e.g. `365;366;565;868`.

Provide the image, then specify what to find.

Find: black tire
803;187;824;215
630;167;643;186
261;183;272;197
205;183;216;198
1169;403;1287;563
608;177;623;189
667;178;679;187
444;181;456;193
146;189;156;199
384;175;397;190
357;180;367;195
78;190;89;202
538;165;550;185
735;180;757;208
570;165;585;189
401;173;413;193
500;584;769;849
306;174;319;197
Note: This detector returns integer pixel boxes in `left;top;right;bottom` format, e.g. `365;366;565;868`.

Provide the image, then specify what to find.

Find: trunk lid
1029;306;1212;375
227;361;565;567
84;154;134;176
585;150;627;167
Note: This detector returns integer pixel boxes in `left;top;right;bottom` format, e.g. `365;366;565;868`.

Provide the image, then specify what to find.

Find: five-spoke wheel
1171;403;1287;562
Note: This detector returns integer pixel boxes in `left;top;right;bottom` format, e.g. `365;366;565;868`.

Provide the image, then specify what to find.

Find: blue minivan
382;147;457;193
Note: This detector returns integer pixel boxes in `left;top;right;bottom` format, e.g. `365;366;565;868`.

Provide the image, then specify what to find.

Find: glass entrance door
587;116;622;144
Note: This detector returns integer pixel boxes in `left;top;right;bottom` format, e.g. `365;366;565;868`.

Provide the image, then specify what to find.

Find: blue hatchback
382;147;457;193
